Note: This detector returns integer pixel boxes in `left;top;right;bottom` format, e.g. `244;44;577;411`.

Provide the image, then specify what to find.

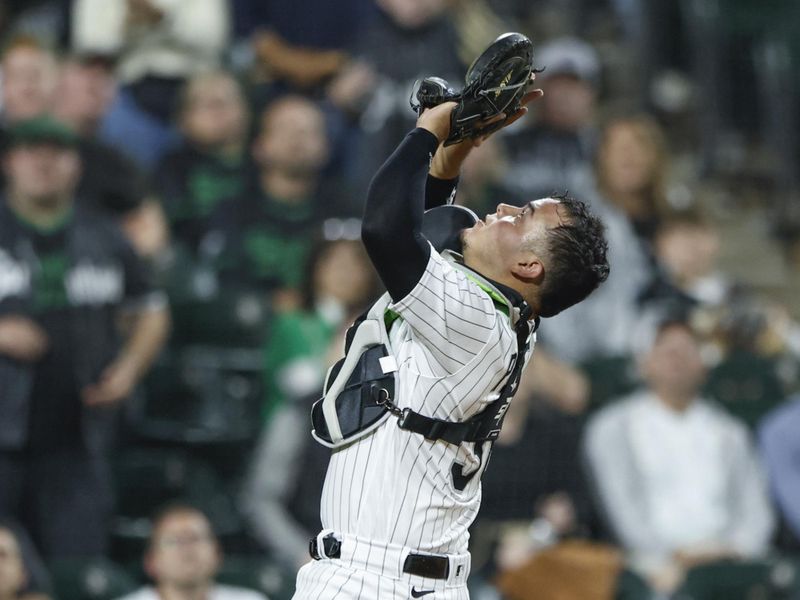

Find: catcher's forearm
362;128;439;301
430;140;473;180
425;174;458;209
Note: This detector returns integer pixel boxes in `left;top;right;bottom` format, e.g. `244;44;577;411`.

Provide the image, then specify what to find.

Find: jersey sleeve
115;230;167;312
389;249;499;372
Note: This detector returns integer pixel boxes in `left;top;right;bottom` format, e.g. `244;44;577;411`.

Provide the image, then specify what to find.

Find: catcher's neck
461;254;539;316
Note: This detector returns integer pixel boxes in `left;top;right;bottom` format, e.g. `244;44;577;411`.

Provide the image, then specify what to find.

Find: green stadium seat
134;346;264;444
580;355;640;412
703;350;785;429
674;558;799;600
48;557;137;600
614;568;653;600
110;448;242;562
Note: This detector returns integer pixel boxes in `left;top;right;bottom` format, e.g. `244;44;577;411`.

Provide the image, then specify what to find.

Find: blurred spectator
0;527;27;600
71;0;230;167
53;51;168;258
241;232;381;561
51;52;116;138
242;388;331;572
0;117;170;557
153;71;250;255
0;36;58;125
0;523;50;600
53;53;147;210
759;394;800;548
645;212;729;310
242;237;380;568
334;0;463;193
503;36;600;201
237;0;373;96
520;115;670;365
0;525;45;600
449;0;509;68
72;0;229;122
595;114;672;242
473;394;593;572
214;95;353;299
0;1;70;48
261;236;380;418
117;504;267;600
584;316;774;594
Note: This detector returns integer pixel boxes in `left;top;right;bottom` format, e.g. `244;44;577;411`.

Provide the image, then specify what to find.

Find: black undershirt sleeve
425;172;459;209
362;128;458;302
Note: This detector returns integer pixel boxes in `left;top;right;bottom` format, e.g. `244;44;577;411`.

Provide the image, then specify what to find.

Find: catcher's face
462;198;566;285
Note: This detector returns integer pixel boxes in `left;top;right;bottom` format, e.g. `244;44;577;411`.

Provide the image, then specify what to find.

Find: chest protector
310;257;537;449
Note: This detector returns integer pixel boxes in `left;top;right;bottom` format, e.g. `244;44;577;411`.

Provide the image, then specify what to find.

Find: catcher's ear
511;254;544;282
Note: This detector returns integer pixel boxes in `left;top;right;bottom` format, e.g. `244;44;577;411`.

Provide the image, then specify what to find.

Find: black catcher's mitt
411;32;535;146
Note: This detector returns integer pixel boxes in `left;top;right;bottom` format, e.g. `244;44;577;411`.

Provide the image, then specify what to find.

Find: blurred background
0;0;800;599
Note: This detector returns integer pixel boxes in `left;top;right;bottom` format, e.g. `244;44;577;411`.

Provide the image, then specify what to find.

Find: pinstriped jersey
319;248;535;557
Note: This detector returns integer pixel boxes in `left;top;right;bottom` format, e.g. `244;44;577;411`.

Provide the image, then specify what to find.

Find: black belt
309;533;450;580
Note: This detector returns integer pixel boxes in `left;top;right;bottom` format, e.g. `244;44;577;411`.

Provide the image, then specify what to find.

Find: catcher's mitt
411;32;536;146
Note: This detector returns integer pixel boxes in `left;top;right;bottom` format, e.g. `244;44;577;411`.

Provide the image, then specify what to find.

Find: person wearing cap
583;315;774;594
503;36;600;201
0;116;170;558
53;52;168;258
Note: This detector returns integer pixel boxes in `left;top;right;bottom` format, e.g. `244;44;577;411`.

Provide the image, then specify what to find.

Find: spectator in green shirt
262;235;380;420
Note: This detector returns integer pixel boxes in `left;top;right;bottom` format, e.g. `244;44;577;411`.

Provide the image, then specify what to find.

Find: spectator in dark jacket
0;117;170;558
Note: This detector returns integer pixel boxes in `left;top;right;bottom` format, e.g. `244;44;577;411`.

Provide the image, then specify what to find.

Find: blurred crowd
0;1;799;600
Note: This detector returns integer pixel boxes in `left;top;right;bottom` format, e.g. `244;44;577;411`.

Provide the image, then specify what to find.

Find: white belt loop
449;554;471;586
316;529;337;559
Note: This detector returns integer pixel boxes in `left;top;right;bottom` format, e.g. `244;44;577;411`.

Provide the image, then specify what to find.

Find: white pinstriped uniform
293;249;535;600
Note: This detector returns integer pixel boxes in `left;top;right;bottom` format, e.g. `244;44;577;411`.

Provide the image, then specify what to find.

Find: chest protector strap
394;307;531;445
310;271;536;450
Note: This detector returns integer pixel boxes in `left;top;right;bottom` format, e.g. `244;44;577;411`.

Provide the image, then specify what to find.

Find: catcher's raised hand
423;74;542;180
416;101;459;143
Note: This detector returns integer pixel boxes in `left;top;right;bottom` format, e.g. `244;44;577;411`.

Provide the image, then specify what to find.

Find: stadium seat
110;448;242;562
675;558;800;600
613;568;653;600
48;557;137;600
580;355;639;411
134;345;264;444
703;350;784;429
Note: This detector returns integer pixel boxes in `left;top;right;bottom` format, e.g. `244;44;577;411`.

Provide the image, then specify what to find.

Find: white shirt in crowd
585;389;774;573
117;584;268;600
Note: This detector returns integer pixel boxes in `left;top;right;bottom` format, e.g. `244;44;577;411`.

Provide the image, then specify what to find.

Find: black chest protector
310;255;538;450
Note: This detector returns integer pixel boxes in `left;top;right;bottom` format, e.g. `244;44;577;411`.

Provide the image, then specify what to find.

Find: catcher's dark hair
538;193;609;317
